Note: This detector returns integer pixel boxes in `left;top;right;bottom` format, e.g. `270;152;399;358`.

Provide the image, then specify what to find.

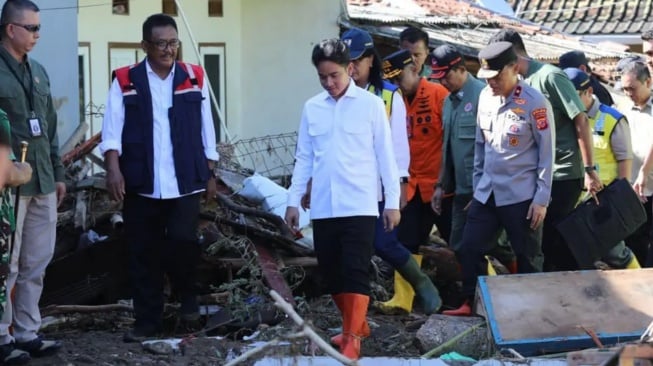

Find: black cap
477;41;517;78
341;28;374;60
559;50;589;70
383;49;413;79
563;67;591;91
430;45;464;80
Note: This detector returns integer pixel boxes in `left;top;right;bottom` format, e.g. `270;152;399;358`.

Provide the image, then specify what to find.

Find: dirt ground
29;295;429;366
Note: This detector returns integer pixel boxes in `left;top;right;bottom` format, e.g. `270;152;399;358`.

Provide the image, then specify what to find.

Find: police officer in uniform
445;42;554;316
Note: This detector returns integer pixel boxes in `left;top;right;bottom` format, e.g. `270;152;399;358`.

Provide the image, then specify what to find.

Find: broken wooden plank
476;269;653;356
252;241;296;306
62;132;102;166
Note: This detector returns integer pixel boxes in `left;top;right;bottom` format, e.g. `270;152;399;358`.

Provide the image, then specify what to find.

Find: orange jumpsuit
404;78;448;203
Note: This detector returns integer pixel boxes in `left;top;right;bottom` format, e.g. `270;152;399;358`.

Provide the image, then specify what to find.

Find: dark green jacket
0;46;64;196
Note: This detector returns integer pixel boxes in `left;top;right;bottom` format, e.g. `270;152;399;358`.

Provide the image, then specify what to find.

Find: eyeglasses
147;39;180;51
10;23;40;33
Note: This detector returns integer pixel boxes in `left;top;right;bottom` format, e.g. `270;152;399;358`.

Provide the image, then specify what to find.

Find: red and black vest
113;61;210;195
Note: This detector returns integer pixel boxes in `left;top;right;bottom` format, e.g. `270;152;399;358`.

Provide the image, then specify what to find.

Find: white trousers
0;193;56;344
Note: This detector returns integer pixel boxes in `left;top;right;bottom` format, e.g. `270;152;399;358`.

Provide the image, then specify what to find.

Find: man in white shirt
622;61;653;266
285;38;400;360
100;14;219;342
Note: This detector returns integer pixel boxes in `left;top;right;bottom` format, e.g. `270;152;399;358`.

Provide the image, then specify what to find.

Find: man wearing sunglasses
0;0;65;363
101;13;219;343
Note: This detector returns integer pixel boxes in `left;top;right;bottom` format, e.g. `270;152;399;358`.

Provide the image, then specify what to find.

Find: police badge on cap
477;42;518;79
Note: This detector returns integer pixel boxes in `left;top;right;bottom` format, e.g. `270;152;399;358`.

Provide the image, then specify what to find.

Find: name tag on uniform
28;117;42;137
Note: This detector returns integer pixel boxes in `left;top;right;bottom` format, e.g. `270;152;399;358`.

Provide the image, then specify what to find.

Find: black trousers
123;193;201;331
398;187;452;252
459;196;543;299
313;216;376;295
542;179;583;271
625;197;652;266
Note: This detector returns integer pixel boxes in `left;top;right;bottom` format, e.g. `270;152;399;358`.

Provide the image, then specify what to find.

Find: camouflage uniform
0;110;15;319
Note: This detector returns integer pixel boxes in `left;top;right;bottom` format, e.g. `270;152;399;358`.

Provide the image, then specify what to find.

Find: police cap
383;49;413;79
477;41;517;79
563;67;591;91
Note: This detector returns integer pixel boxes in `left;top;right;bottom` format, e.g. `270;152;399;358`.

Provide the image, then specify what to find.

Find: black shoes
0;336;62;364
0;343;29;365
15;336;62;357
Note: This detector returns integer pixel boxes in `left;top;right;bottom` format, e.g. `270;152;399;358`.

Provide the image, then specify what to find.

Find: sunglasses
11;23;40;33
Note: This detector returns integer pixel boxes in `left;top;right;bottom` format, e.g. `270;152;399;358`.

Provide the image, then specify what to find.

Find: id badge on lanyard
28;111;41;137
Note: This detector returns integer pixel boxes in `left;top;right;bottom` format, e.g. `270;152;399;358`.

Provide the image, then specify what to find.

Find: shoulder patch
532;108;548;130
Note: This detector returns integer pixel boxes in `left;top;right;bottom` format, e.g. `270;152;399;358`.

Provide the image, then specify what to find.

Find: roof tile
507;0;651;35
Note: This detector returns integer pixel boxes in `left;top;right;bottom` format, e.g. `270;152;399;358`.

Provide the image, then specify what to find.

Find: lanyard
0;52;34;116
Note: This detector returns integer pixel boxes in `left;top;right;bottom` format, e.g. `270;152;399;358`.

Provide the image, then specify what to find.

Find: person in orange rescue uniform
377;49;451;314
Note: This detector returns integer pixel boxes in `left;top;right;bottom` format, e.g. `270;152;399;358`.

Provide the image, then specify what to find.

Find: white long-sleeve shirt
381;87;410;178
368;85;409;202
100;60;220;199
287;81;400;219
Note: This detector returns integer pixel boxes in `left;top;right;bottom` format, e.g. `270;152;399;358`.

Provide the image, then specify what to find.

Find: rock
142;341;174;355
415;314;489;359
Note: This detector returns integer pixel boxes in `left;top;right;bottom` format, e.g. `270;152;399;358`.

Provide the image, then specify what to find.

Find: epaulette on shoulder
598;104;624;120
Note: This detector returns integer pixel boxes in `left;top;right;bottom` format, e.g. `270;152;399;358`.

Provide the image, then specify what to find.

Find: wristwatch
584;165;597;173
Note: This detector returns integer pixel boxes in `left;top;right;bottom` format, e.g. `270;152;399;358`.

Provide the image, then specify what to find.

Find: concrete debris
415;315;489;359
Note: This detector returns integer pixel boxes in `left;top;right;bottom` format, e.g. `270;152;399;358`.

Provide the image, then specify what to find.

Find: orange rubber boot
330;294;370;347
442;300;472;316
340;293;370;360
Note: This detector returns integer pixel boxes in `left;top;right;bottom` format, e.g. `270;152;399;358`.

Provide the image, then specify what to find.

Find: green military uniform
524;59;587;271
440;75;484;251
0;47;64;196
524;60;585;181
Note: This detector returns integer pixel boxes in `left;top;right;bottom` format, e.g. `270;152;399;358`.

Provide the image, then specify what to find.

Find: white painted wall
79;0;340;148
239;0;341;140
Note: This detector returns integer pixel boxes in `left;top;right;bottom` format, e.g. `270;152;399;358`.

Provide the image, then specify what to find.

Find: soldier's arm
42;68;65;184
545;72;599;189
438;99;455;193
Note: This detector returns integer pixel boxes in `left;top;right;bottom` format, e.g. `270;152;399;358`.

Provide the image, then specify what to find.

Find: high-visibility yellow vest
368;80;398;119
590;104;622;185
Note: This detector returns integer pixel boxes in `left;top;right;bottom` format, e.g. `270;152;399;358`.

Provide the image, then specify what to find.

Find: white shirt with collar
366;83;410;202
287;80;400;219
623;97;653;195
100;60;220;199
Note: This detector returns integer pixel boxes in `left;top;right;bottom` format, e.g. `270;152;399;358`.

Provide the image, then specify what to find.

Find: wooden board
477;269;653;355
